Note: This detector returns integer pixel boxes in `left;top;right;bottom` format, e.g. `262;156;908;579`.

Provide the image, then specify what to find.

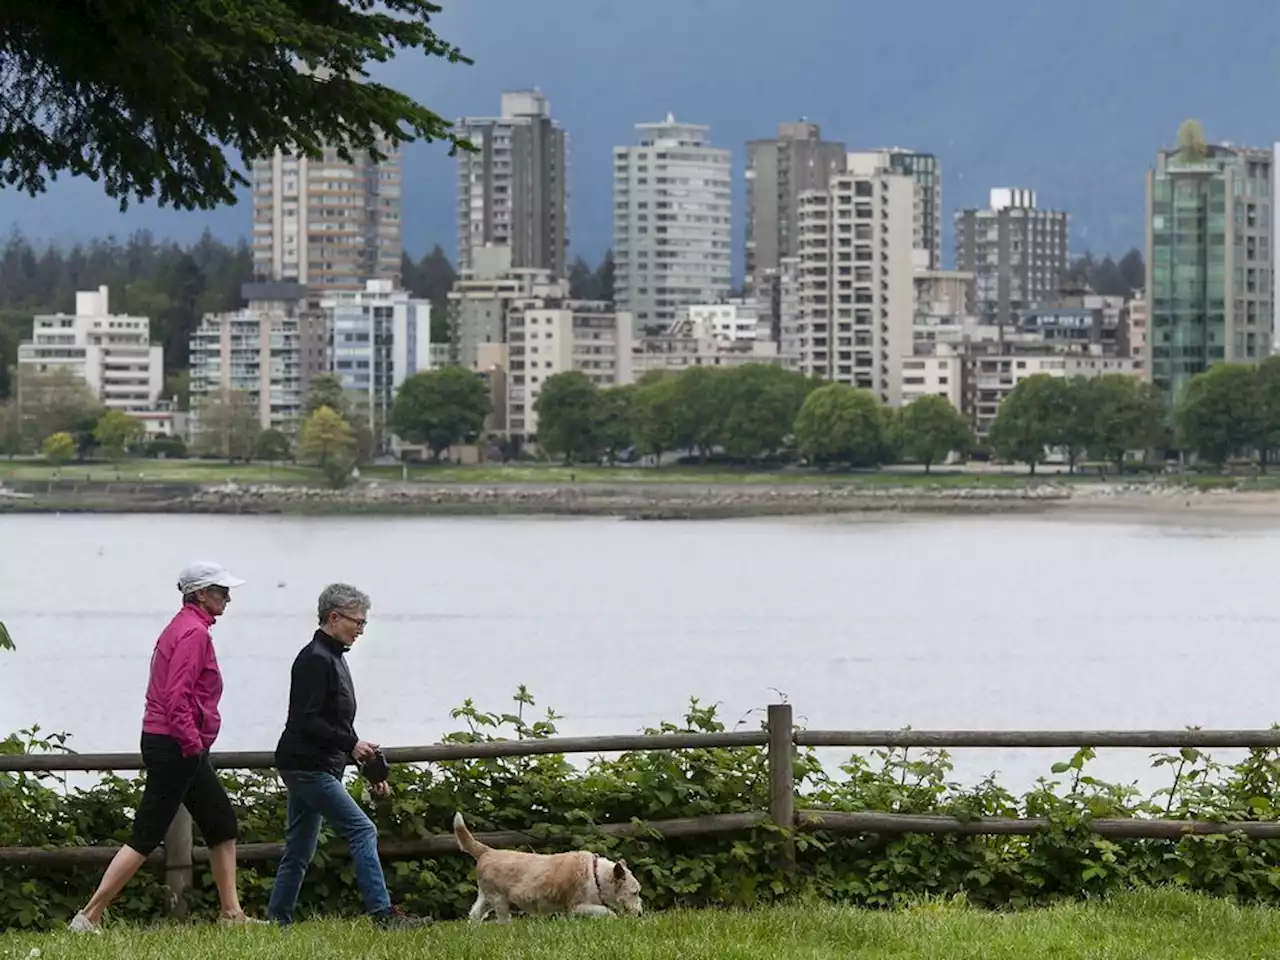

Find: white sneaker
68;912;101;934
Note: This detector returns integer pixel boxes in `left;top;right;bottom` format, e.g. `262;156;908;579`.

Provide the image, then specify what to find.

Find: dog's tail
453;812;491;859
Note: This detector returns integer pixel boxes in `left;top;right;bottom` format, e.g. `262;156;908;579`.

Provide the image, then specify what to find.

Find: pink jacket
141;603;224;757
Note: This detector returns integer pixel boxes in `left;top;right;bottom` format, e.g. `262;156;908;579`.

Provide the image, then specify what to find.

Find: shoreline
3;478;1280;525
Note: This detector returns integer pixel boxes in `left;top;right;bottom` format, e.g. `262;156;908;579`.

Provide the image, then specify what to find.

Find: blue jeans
267;770;391;923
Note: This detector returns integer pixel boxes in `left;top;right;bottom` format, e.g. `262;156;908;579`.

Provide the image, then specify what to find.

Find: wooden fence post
164;805;193;920
767;703;795;868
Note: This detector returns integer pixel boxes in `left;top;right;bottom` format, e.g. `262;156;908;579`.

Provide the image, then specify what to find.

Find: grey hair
317;582;371;625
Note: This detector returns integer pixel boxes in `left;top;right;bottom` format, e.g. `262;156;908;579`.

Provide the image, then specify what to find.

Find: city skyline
0;0;1274;279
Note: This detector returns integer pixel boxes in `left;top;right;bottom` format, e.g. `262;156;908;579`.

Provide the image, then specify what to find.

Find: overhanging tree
1;1;473;210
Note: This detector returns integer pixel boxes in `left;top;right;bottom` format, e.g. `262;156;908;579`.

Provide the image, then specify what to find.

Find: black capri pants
128;733;239;856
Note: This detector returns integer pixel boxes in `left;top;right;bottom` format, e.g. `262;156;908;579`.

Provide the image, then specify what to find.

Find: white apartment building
17;285;163;413
900;349;964;409
189;286;326;435
793;164;916;404
507;301;634;442
251;140;402;292
322;279;432;450
614;115;732;330
633;311;780;378
685;301;769;341
455;91;568;277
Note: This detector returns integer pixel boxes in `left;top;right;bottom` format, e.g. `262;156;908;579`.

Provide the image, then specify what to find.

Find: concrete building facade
506;300;634;441
251;141;402;291
793;166;916;404
447;246;566;369
456;91;568;278
614;115;732;330
745;121;846;293
18;285;164;413
954;188;1070;328
189;283;327;435
849;149;943;271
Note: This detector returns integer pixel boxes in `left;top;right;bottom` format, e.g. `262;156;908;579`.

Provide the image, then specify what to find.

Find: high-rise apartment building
954;188;1069;327
456;91;568;278
322;279;432;452
1145;135;1274;409
745;121;846;292
849;149;943;271
613;115;732;330
188;283;327;435
17;285;164;413
793;166;916;404
251;141;402;291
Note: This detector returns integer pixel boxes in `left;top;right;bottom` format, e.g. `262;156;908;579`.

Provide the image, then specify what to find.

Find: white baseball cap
177;561;247;595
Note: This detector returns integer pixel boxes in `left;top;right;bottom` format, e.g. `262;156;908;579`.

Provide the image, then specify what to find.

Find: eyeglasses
336;612;367;629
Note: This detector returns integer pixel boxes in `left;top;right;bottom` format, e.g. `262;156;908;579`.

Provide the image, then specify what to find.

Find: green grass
7;891;1280;959
0;458;1089;488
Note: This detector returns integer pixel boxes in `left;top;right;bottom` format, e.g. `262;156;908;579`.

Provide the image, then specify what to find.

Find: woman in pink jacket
69;561;262;932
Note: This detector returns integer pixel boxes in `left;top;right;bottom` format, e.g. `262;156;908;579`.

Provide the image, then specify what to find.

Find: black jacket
275;630;360;777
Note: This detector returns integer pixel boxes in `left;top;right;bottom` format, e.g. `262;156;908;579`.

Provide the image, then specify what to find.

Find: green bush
5;691;1280;930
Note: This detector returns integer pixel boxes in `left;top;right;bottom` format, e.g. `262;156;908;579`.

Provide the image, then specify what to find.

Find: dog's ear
613;861;626;880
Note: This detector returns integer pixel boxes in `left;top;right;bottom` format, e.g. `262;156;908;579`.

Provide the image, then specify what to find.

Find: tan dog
453;812;643;921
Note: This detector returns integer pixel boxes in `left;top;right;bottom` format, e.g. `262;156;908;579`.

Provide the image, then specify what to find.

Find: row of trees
532;365;974;471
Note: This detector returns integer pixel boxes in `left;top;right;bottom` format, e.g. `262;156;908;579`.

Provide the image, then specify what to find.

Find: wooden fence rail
5;703;1280;917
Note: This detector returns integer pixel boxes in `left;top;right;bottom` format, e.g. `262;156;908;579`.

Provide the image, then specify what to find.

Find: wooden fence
5;704;1280;918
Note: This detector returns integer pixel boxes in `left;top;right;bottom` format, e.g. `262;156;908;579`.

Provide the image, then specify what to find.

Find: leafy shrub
5;691;1280;929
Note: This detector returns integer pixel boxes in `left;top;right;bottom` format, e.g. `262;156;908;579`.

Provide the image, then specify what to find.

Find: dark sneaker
373;905;432;929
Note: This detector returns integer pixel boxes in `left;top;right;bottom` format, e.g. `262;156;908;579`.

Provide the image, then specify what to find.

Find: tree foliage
40;431;75;466
1175;363;1265;469
93;410;145;463
794;383;886;467
989;375;1069;474
533;372;602;464
298;406;357;487
15;367;103;457
894;395;973;473
390;366;491;459
1088;375;1161;472
1;1;473;211
195;390;261;461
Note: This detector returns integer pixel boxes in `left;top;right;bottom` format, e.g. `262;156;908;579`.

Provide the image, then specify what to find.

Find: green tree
1253;355;1280;471
629;373;683;465
195;390;260;461
16;367;103;456
3;2;473;212
254;428;293;462
988;375;1067;474
671;366;731;461
895;395;973;474
594;385;634;466
1056;377;1099;473
304;373;352;419
533;371;601;464
0;620;11;651
390;366;491;460
298;405;357;486
41;431;76;466
718;365;812;462
93;410;144;463
794;383;887;468
1174;363;1261;469
0;401;19;456
1088;374;1161;473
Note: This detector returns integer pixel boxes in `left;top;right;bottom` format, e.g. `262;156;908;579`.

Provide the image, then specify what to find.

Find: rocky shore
3;476;1272;522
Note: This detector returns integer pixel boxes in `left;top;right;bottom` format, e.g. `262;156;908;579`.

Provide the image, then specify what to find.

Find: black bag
361;749;390;784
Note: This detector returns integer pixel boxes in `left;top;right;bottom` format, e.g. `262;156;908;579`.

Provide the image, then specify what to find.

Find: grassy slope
7;891;1280;959
0;459;1069;487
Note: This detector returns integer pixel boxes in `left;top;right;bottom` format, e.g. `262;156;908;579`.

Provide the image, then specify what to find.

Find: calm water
2;512;1278;795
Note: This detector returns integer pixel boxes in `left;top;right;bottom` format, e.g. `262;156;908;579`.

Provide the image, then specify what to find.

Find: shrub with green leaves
5;690;1280;930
